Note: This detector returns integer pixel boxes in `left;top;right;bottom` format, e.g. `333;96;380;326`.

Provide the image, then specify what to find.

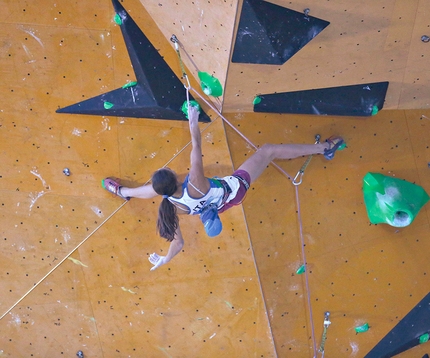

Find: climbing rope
0;200;128;320
295;184;318;357
171;34;222;110
292;134;321;357
172;35;324;357
171;34;199;74
190;78;322;358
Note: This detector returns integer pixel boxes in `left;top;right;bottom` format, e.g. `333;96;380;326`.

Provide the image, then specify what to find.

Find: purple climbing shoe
324;136;344;160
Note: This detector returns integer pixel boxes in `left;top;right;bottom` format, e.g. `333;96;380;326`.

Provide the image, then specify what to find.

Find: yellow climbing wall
224;0;430;112
224;109;430;357
0;1;274;356
1;0;430;357
141;0;239;108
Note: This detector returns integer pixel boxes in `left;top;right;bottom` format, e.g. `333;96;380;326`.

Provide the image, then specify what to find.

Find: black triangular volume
231;0;330;65
56;0;210;122
57;84;190;120
365;292;430;358
254;82;389;116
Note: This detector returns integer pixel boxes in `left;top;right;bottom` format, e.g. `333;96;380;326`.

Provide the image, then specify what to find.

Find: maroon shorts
218;169;251;213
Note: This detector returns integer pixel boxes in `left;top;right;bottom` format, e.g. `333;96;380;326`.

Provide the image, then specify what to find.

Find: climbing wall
1;0;430;357
224;109;430;357
141;0;239;107
0;1;274;356
224;0;430;112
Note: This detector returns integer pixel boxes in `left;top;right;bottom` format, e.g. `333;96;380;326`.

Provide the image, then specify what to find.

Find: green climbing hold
296;264;306;275
355;323;369;333
114;14;122;25
371;105;379;116
122;81;138;89
338;142;347;151
253;96;262;105
181;100;201;118
104;101;114;109
363;172;430;227
198;71;223;97
419;333;429;344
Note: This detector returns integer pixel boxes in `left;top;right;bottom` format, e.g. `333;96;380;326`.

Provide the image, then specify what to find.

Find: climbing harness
293;134;321;186
318;311;331;357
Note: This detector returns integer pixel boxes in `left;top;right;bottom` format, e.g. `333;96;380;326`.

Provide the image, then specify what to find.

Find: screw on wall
304;8;310;21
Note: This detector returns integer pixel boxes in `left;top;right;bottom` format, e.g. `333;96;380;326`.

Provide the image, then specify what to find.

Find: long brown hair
152;168;179;242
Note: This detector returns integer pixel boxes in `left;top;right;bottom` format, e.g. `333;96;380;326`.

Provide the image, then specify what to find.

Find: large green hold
363;172;429;227
198;71;223;97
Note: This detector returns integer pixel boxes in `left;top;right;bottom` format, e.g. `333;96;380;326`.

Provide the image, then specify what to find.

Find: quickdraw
170;34;191;90
292;134;321;186
170;34;223;110
318;311;332;357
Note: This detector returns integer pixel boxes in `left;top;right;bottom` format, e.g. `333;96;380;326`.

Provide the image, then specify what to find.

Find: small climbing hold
122;81;138;89
421;35;430;43
76;351;84;358
63;168;71;176
419;333;429;344
371;105;379;116
296;264;306;274
104;101;114;109
253;96;262;105
181;100;201;118
337;141;347;151
114;13;122;25
355;323;369;333
198;72;223;97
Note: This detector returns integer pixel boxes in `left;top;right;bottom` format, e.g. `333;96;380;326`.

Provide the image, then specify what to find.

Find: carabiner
292;134;321;186
293;170;304;186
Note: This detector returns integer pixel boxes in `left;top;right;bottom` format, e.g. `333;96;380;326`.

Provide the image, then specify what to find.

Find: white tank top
168;175;240;215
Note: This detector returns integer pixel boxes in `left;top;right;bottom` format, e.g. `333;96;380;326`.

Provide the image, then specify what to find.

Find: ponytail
157;198;178;242
152;168;179;242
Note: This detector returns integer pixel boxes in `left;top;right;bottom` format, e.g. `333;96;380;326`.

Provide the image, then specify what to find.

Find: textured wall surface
1;0;430;357
224;0;430;112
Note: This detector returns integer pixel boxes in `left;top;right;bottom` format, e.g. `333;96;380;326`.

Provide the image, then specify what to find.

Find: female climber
102;105;344;271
